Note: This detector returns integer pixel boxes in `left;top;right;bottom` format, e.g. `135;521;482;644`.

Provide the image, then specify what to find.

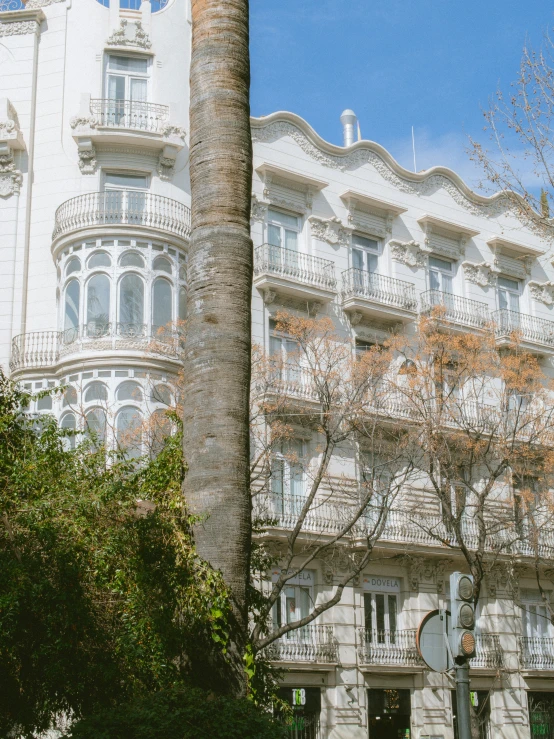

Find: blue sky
250;1;554;189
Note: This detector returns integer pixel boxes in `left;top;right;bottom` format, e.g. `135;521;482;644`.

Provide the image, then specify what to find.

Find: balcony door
271;439;305;516
269;318;301;385
267;208;300;273
273;582;312;639
103;172;149;224
522;597;551;640
364;591;398;644
105;55;149;127
352;234;379;273
497;275;520;313
429;255;454;294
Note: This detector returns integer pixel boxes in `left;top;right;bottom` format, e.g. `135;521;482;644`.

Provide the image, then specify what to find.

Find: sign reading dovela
362;575;400;593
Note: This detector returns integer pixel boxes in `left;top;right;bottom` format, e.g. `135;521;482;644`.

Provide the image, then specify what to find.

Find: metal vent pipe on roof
340;109;357;147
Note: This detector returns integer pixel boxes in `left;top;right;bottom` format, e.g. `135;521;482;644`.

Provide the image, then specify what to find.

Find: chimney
340;109;357;147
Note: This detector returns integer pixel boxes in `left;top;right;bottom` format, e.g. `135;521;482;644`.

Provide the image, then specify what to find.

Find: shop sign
292;688;306;706
362;575;400;593
271;569;315;586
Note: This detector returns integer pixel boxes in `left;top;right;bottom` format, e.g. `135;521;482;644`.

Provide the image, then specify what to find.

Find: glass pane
178;288;187;320
509;291;520;313
429;256;452;271
87;252;111;268
149;408;172;457
367;252;379;273
130;77;147;102
85;408;106;444
376;594;385;640
353;234;378;252
284;229;298;252
107;74;125;102
152;279;173;329
429;269;440;292
119;273;144;326
108;55;148;74
84;382;108;403
269;335;282;357
299;587;311;619
64;280;80;332
364;593;373;633
87;274;110;329
150;384;172;405
268;223;281;247
37;395;52;411
116;381;143;402
352;248;364;271
388;595;397;636
116;406;142;458
498;289;508;311
61;413;76;450
62;386;77;407
66;257;81;275
442;274;453;294
120;251;145;268
271;459;284;498
152;256;172;273
498;276;519;291
268;209;298;229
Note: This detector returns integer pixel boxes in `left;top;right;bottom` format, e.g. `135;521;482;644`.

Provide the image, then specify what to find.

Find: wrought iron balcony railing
421;290;490;329
89;99;170;132
52;191;191;241
472;634;504;669
342;269;417;312
264;625;338;663
358;628;423;667
253;493;351;535
492;309;554;348
520;636;554;670
254;244;337;292
10;323;182;372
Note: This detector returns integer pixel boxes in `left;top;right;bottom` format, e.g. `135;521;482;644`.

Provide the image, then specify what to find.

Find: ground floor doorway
529;692;554;738
277;686;321;739
452;690;491;739
367;688;411;739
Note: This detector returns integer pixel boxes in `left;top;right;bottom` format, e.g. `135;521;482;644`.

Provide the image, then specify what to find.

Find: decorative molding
348;311;363;326
25;0;64;7
76;139;96;175
529;280;554;306
462;261;497;287
262;289;276;305
308;215;350;246
0;149;22;197
493;252;530;280
157;144;179;180
251;113;547;233
70;116;98;130
390;239;427;268
250;194;268;222
308;301;323;316
0;20;38;36
485;563;509;598
107;19;152;50
160;124;187;142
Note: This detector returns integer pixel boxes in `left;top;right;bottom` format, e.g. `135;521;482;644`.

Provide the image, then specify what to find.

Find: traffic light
450;572;476;661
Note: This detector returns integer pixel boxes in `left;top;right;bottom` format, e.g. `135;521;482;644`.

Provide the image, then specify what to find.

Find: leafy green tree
0;372;234;737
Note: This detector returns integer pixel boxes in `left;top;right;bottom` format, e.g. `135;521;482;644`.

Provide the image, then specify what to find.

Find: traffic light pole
455;660;472;739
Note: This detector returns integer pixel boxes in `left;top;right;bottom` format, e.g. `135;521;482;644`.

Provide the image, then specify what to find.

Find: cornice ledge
250;111;536;222
0;8;45;22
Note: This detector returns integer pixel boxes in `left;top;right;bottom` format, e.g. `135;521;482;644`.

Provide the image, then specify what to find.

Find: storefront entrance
367;688;411;739
277;687;321;739
529;692;554;738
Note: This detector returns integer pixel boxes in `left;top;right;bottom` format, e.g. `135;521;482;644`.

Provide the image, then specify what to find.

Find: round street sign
416;609;453;672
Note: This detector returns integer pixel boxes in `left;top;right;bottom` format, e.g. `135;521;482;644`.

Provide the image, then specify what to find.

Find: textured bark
184;0;252;695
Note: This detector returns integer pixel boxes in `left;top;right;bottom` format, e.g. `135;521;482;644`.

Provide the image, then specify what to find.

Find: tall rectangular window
352;234;379;273
364;591;399;644
267;208;300;251
497;275;520;313
105;55;149;128
429;255;453;293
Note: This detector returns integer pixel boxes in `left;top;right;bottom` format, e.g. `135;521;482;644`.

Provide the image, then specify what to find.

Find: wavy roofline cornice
250;111;534;219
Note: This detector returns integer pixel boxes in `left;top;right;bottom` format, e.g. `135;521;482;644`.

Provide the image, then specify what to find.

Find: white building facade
2;1;554;738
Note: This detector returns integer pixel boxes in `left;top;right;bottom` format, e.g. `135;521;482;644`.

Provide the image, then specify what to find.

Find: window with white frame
269;318;301;383
429;255;454;293
497;275;520;313
273;578;313;634
267;208;300;252
520;590;552;640
271;439;305;508
364;590;398;643
105;55;149;126
352;234;379;274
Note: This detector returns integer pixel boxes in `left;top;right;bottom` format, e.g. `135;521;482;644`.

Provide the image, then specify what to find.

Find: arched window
398;359;417;376
179;262;187;281
152;278;172;330
64;279;80;336
37;394;53;411
119;273;144;328
85;408;107;445
96;0;169;10
116;381;143;402
86;274;110;333
153;256;172;274
66;257;81;276
87;252;112;269
149;408;172;456
62;385;78;407
61;413;77;450
116;406;143;457
120;251;145;268
150;384;172;405
178;287;187;321
84;382;108;403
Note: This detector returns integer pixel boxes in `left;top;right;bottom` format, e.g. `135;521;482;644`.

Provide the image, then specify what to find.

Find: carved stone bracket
309;215;350;246
320;547;362;586
76;138;97;175
529;280;554;306
70;116;98;131
0;101;24;198
160;124;187;142
348;311;363;326
157;144;179;180
485;563;509;598
462;260;498;287
250;194;268;222
390;239;428;268
262;289;276;305
107;19;152;50
308;301;323;316
0;148;22;197
399;555;450;594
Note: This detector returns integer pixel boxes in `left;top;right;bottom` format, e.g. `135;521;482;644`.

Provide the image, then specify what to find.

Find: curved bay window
57;238;187;341
116;406;143;458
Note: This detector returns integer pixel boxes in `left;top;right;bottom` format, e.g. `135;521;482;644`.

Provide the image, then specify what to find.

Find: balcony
341;269;417;324
520;636;554;671
358;629;423;669
254;244;337;303
493;309;554;353
253;493;349;536
471;634;504;670
52;191;191;245
10;323;182;374
420;290;490;330
71;95;185;153
264;625;338;664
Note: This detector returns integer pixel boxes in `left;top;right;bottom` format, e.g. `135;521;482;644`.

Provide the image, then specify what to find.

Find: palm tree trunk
184;0;252;695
